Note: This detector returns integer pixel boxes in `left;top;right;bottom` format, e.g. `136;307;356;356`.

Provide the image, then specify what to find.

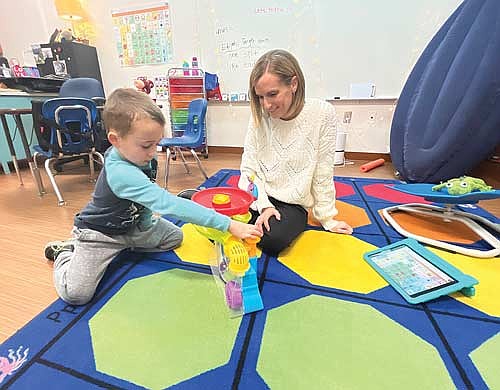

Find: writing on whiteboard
216;25;270;73
254;7;291;15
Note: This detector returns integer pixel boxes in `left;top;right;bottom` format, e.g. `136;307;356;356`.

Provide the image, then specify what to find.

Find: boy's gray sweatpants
54;218;183;305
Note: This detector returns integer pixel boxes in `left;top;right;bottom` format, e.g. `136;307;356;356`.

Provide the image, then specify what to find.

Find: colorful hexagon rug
1;170;499;389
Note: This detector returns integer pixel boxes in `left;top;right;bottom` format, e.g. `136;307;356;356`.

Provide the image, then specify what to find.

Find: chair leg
44;158;65;206
189;148;208;179
164;147;172;189
32;152;46;195
177;147;191;174
88;150;104;182
94;151;104;165
88;152;96;181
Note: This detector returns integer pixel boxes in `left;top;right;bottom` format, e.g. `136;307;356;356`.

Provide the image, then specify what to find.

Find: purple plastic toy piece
219;260;228;274
225;280;242;309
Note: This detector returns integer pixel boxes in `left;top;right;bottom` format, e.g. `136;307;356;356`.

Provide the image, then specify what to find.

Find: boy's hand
229;220;263;240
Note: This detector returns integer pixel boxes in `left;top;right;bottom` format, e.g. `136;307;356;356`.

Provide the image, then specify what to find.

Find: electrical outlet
343;111;352;124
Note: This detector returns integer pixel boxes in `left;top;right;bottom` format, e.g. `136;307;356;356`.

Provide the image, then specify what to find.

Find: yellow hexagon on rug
174;223;215;265
278;231;387;293
429;247;500;317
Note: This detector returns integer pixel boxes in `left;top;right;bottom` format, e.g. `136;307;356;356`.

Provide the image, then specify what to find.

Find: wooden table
0;108;45;195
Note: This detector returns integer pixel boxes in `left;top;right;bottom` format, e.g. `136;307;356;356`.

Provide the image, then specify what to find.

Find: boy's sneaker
177;188;199;200
44;240;75;261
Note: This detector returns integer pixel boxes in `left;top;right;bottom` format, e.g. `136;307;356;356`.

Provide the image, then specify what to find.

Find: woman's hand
256;207;281;232
329;221;353;234
228;220;263;240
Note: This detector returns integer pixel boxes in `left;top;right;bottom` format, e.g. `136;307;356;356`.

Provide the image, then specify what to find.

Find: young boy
44;88;262;305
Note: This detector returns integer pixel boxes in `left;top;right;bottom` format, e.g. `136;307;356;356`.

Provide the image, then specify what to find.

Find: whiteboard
197;0;463;98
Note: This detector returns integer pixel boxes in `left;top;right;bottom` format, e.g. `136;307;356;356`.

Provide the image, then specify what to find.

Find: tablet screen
368;244;458;297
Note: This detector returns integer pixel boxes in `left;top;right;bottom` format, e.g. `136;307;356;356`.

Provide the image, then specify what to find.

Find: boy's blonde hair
249;49;305;127
103;88;165;136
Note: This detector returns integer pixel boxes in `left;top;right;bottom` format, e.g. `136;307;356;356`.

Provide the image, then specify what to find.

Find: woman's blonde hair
103;88;165;136
248;49;305;127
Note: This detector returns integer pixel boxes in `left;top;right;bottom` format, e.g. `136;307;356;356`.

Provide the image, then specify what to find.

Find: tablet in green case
363;238;478;304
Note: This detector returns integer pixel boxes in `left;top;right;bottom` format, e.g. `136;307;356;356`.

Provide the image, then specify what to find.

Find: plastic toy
383;183;500;258
360;158;385;172
134;77;154;95
247;174;258;198
191;187;263;317
432;176;492;195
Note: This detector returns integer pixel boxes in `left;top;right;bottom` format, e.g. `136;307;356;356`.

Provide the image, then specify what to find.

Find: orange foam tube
360;158;385;172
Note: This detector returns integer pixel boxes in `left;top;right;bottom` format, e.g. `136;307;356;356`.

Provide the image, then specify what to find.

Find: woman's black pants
249;197;308;256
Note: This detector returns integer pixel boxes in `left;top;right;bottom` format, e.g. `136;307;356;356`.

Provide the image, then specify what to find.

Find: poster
112;2;173;66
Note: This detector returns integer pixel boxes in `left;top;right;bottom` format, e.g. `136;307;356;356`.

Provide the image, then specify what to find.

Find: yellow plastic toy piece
226;238;250;276
244;236;260;258
212;193;231;205
194;212;252;244
194;212;259;277
231;212;252;224
194;225;232;244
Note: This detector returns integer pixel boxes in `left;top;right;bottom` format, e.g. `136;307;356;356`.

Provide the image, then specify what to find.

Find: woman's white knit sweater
239;98;339;231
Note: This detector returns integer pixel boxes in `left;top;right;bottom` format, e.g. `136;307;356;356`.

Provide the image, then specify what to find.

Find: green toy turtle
432;176;492;195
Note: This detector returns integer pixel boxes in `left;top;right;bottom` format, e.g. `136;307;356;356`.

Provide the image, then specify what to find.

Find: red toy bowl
192;187;254;216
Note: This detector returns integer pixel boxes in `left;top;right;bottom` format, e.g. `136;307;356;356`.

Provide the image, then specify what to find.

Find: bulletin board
111;2;173;66
196;0;463;98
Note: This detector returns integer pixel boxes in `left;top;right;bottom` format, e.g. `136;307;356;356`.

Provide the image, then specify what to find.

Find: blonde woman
239;49;352;256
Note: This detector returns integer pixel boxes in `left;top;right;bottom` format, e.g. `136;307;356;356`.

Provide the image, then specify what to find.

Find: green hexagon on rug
257;295;455;390
89;269;241;389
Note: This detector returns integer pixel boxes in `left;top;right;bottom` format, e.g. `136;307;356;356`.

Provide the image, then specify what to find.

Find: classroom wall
0;0;60;67
0;0;461;152
196;0;462;98
206;99;397;152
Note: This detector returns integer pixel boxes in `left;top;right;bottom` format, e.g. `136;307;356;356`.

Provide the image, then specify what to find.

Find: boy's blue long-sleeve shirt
74;147;230;235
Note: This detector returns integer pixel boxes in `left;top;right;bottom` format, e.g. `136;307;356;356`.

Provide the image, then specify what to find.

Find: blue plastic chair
33;97;104;205
59;77;105;100
59;77;108;152
158;98;209;188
